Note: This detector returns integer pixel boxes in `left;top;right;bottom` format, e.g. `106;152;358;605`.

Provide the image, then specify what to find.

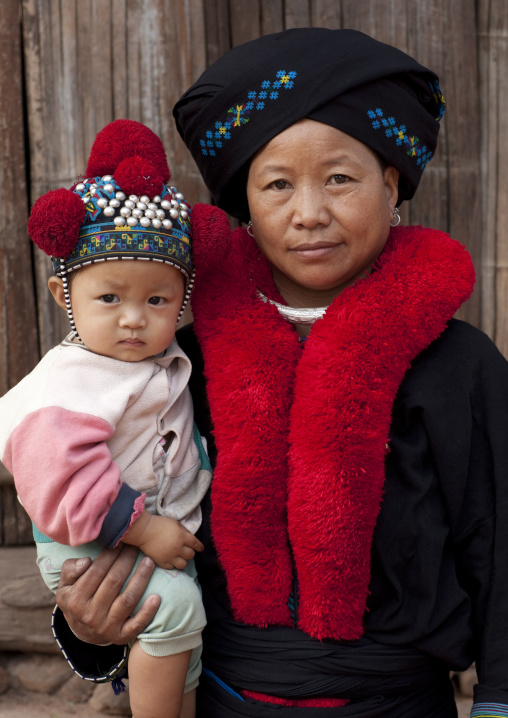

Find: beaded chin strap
59;258;80;340
179;269;195;323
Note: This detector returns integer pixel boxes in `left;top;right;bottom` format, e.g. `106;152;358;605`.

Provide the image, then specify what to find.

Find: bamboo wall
1;0;507;542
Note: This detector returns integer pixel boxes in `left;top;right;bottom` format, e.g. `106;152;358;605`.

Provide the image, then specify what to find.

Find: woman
54;28;508;717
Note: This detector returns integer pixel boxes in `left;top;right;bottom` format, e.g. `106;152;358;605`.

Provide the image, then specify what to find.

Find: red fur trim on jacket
191;225;475;640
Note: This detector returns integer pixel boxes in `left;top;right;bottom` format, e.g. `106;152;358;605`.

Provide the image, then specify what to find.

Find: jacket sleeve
0;346;148;547
422;325;508;715
4;405;142;546
458;343;508;713
465;355;508;718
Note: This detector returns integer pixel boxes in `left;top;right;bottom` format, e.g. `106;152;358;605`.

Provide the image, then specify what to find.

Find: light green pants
37;540;205;692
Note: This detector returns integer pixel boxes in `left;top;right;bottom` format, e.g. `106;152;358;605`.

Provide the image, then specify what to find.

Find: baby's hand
122;510;204;570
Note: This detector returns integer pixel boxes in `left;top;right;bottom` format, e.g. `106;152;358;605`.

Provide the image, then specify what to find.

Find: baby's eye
100;294;118;303
329;174;349;185
148;296;164;305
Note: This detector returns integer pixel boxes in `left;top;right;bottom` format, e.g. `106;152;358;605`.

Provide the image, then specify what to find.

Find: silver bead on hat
83;178;190;233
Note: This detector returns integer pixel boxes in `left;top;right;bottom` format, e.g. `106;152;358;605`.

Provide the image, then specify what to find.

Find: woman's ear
48;276;67;311
384;166;400;214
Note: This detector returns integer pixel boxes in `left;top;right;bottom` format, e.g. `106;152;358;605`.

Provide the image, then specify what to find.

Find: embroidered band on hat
59;174;191;278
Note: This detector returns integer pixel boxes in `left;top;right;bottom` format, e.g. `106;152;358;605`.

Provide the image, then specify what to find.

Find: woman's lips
291;241;340;258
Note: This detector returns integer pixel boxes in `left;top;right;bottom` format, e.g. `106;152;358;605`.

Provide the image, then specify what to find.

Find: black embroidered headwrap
174;28;445;222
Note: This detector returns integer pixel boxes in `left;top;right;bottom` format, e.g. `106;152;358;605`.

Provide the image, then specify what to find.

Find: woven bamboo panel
0;0;39;397
478;1;508;355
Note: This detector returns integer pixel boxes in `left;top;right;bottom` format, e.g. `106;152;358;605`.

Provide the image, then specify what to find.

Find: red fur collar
191;224;475;640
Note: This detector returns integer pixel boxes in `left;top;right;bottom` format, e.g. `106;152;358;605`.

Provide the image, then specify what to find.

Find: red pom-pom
191;203;231;271
113;157;163;197
86;120;170;183
28;189;85;257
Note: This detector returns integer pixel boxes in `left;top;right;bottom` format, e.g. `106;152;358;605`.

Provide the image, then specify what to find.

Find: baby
0;120;210;718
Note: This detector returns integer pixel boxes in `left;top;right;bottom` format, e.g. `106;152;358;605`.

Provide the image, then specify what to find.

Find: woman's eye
100;294;118;303
148;296;164;305
329;174;349;185
269;179;290;190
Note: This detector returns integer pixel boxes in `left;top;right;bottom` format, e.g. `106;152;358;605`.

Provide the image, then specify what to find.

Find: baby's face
69;260;185;361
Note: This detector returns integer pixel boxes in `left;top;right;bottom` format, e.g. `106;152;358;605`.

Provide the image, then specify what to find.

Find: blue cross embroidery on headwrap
367;108;434;170
428;79;446;121
200;70;298;157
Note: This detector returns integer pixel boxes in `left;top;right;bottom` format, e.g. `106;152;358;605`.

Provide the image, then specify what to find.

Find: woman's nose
292;186;331;228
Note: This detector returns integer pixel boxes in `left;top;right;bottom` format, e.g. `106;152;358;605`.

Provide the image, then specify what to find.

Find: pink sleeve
4;407;123;546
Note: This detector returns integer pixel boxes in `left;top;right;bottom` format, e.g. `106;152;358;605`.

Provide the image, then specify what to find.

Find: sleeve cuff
96;483;145;548
472;686;508;717
471;705;508;717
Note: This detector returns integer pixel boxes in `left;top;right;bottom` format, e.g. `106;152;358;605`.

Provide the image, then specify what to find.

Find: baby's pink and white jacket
0;335;211;547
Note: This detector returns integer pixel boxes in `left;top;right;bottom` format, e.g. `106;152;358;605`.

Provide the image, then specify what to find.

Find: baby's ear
190;203;231;273
48;276;67;311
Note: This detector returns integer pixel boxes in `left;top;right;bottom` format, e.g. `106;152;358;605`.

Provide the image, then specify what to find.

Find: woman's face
246;119;399;307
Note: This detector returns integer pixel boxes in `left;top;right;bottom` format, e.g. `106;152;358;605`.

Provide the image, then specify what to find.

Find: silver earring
390;207;401;227
247;221;255;237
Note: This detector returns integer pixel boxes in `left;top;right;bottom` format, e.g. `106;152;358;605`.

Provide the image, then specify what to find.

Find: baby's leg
128;641;192;718
37;542;205;717
36;540;102;593
128;561;204;718
180;688;196;718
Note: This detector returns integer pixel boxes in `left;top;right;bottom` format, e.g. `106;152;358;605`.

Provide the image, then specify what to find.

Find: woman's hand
55;545;160;645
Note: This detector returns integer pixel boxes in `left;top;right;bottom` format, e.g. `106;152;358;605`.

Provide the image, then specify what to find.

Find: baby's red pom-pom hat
27;120;194;334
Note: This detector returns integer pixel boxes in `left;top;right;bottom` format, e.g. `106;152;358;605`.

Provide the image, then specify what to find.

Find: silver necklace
257;290;328;325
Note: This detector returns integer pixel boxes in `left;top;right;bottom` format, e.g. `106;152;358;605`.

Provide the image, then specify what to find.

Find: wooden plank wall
0;0;507;542
0;0;39;544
